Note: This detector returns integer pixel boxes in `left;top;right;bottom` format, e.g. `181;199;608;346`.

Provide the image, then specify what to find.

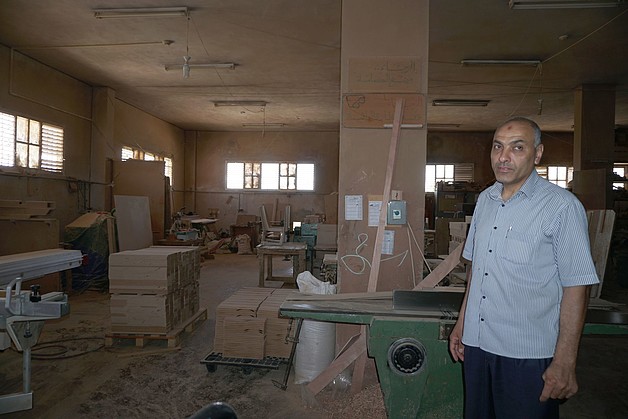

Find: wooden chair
260;205;289;244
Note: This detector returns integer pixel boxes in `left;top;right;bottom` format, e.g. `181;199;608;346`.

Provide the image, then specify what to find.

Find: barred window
425;163;474;192
226;161;314;191
0;111;64;173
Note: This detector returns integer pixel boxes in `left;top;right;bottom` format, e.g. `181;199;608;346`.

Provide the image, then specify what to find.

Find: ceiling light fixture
183;15;191;78
93;7;189;19
432;99;490;107
242;123;286;128
509;0;624;9
213;101;267;107
165;63;236;72
428;123;462;128
461;59;541;66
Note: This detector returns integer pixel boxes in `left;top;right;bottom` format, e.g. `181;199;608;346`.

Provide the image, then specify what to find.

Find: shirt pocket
498;229;536;265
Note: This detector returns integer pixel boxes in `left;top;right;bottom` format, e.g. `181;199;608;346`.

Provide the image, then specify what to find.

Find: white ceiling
0;1;627;133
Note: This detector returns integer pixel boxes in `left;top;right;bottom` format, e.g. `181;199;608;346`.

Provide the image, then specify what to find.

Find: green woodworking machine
280;290;628;419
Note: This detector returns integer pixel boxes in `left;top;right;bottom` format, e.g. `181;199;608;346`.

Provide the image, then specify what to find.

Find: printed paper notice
368;201;382;227
382;230;394;255
345;195;363;221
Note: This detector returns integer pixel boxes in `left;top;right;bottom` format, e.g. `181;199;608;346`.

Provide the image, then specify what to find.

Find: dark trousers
463;345;559;419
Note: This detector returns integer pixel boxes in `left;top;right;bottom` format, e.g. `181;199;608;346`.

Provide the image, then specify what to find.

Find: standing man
449;117;598;418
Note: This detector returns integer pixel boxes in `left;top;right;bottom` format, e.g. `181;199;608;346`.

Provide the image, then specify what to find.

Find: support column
572;84;615;210
337;0;430;388
91;87;116;210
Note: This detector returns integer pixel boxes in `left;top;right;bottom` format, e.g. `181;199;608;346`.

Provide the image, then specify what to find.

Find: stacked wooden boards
214;288;298;359
108;246;200;334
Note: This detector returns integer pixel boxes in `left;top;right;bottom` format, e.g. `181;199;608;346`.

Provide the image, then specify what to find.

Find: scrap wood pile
214;287;299;359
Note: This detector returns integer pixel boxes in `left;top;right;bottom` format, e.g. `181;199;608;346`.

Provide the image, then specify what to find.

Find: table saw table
280;290;628;419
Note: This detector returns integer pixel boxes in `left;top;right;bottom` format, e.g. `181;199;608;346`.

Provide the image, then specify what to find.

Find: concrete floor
1;252;627;418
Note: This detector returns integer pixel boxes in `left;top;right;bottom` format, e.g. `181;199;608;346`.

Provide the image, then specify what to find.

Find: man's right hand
449;321;465;362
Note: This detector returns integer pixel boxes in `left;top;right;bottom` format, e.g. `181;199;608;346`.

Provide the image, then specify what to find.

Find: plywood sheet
114;195;153;251
342;93;425;128
112;160;166;243
0;219;59;256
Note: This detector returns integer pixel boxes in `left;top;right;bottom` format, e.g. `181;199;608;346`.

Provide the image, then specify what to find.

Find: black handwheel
242;366;253;375
206;364;217;373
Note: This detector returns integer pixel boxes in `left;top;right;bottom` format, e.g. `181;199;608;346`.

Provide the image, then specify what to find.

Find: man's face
491;121;544;192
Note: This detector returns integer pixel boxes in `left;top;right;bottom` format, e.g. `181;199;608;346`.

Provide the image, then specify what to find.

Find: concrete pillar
336;0;430;388
338;0;429;294
91;87;116;210
572;84;615;210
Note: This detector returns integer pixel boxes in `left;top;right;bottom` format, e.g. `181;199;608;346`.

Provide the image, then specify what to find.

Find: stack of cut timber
258;289;299;358
215;287;298;359
108;246;200;334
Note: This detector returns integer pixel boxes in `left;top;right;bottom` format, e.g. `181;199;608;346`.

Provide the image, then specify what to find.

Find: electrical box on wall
387;200;407;225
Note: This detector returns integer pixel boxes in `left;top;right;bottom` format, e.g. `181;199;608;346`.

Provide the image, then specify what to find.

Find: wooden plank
587;210;615;299
368;98;404;293
414;242;464;289
306;333;367;395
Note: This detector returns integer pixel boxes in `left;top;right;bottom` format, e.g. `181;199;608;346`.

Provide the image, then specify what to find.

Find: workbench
256;242;307;287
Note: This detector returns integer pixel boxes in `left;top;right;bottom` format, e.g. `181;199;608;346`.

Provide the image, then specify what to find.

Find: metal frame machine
0;249;83;414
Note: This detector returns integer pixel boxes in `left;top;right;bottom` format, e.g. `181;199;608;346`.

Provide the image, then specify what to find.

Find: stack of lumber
0;200;55;219
258;289;299;358
108;246;200;334
215;287;298;359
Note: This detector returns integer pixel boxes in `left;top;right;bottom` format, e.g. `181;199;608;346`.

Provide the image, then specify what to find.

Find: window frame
0;110;64;174
425;163;474;193
226;160;315;192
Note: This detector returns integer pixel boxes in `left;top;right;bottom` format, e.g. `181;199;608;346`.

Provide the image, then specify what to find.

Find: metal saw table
280;290;628;419
280;290;465;419
0;249;83;414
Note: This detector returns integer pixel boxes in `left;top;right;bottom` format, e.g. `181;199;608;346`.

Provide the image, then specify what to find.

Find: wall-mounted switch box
387;200;407;225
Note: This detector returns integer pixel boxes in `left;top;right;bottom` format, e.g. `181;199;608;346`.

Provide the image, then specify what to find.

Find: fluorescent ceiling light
165;63;236;71
213;101;267;107
383;123;423;129
242;123;286;128
461;59;541;66
93;7;189;19
428;123;462;128
432;99;490;107
509;0;623;8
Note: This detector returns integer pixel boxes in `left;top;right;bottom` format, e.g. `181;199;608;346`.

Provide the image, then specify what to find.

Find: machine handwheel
206;364;217;373
387;338;426;376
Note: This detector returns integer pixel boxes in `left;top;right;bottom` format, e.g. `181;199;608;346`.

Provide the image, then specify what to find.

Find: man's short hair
497;117;542;147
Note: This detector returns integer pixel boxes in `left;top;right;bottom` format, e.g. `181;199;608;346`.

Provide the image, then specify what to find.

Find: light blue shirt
462;170;599;359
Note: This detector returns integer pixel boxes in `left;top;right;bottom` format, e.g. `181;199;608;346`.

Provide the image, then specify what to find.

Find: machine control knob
388;338;426;376
30;284;42;302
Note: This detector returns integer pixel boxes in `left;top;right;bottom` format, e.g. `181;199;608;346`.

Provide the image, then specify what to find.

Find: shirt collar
488;169;540;202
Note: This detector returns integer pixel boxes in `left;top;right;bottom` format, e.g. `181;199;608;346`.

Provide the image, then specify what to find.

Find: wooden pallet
105;308;207;348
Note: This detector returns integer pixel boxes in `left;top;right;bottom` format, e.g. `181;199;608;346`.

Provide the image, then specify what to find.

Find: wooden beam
414;242;464;290
367;97;405;293
306;333;367;395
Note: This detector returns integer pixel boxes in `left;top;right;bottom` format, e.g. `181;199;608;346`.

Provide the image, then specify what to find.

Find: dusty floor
1;253;627;418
